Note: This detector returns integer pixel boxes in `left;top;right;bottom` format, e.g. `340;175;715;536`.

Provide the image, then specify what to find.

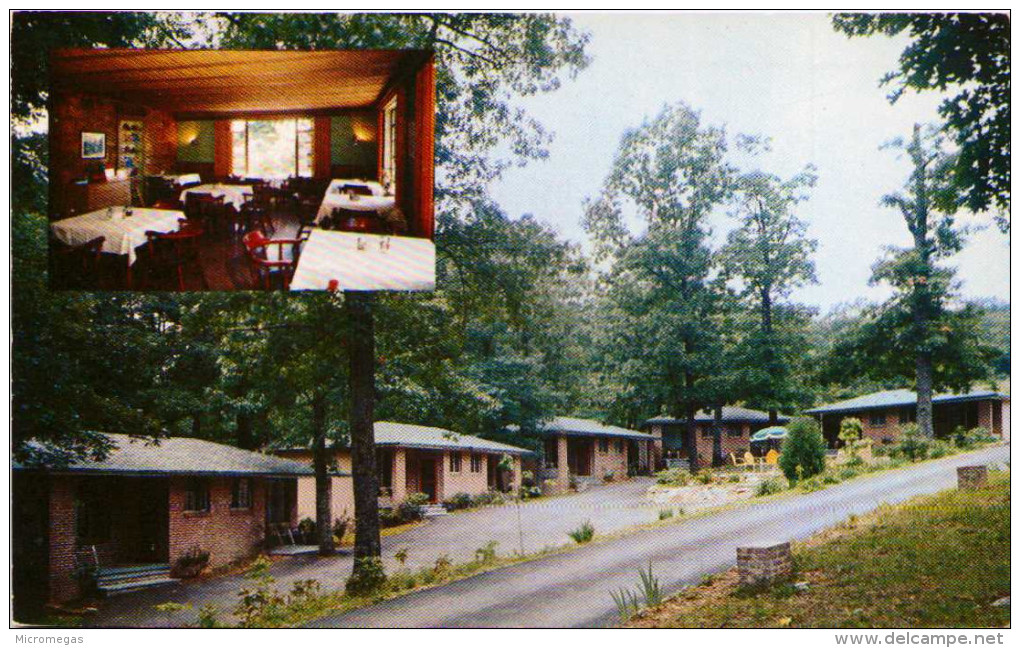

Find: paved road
89;476;658;627
308;445;1009;628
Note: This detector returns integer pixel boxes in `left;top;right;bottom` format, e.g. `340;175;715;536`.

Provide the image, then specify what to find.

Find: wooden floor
52;211;305;292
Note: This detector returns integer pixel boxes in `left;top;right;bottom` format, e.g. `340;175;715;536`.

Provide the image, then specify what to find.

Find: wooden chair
743;451;759;472
333;207;387;234
242;230;304;291
50;235;105;290
728;452;746;468
185;193;227;236
143;219;206;291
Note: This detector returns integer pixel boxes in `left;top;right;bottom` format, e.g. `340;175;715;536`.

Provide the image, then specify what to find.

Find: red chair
143;219;206;291
242;230;305;291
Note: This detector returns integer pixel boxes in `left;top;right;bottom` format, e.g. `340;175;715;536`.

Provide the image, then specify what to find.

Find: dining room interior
47;48;435;292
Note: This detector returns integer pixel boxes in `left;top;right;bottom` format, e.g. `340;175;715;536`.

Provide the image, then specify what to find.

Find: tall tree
833;13;1010;231
837;125;994;436
584;103;734;471
721;167;819;423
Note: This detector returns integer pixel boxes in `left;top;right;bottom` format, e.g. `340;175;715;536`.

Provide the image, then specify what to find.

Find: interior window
231;118;314;179
382;97;398;195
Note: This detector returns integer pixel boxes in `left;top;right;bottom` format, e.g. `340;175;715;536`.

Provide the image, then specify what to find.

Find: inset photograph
47;48;435;292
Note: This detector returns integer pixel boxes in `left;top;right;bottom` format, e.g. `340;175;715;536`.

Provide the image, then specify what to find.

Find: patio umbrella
750;426;788;442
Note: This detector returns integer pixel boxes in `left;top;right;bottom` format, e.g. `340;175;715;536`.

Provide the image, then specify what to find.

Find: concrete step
421;504;448;518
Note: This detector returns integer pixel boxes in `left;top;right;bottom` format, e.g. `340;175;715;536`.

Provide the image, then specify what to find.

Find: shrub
658;508;674;520
894;424;930;461
474;541;499;564
394;547;408;565
521;470;536;488
603;471;616;482
727;474;741;483
838;417;864;452
332;513;350;544
655;467;690;486
520;485;543;500
442;492;473;511
395;493;430;523
297;517;316;543
432;554;453;576
694;470;713;485
637;562;662;606
236;556;284;627
799;476;825;492
756;478;785;497
172;546;210;578
928;440;952;459
195;604;221;628
345;557;387;597
778;418;827;483
287;579;320;604
568;520;595;543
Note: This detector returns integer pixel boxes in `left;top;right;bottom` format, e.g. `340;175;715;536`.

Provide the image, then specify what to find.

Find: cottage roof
804;389;1009;415
15;434;313;478
275;421;530;455
528;416;651;441
645;406;790;426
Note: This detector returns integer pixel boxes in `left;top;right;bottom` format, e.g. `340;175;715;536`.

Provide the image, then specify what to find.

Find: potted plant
172;546;210;579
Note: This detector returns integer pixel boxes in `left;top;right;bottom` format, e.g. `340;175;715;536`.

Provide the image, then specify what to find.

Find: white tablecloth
179;183;253;211
163;173;202;186
50;207;183;266
290;229;435;292
326;178;385;197
315;193;397;223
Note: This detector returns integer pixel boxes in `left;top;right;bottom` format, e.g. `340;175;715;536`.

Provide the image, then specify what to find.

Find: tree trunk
712;405;724;467
311;393;334;556
685;403;700;473
916;352;935;438
347;292;382;566
236;411;255;449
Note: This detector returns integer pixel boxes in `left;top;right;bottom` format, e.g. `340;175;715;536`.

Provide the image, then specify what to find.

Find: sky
488;12;1010;314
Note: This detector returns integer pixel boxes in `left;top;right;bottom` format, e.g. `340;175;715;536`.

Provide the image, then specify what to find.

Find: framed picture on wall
81;131;106;159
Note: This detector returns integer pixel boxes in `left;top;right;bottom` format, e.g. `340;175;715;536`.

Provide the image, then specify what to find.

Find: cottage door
419;458;438;503
136;479;169;563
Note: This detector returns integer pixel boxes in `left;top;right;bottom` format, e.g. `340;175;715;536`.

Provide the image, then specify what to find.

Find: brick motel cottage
12;434;311;608
805;389;1011;446
643;406;791;463
276;422;529;522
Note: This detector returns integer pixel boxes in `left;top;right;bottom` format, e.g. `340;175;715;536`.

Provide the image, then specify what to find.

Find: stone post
557;434;570;489
957;465;988;490
511;455;523;492
391;448;407;502
736;541;793;587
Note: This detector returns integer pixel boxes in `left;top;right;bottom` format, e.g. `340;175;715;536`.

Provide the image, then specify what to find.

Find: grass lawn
627;471;1010;628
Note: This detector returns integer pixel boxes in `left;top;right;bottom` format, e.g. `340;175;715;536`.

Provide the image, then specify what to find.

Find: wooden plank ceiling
51;49;412;116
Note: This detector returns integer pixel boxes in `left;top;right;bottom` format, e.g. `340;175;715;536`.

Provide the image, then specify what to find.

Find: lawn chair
765;449;780;468
743;451;760;472
729;452;747;468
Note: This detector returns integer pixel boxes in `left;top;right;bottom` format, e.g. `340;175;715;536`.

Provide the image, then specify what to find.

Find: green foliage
893;424;930;461
345;557;387;598
236;556;285;627
637;561;663;607
658;508;674;521
567;520;595;543
195;605;221;628
778;418;827;482
611;587;642;622
655;467;691;486
833;13;1010;225
474;541;499;564
838;417;864;449
442;492;474;511
756;478;786;497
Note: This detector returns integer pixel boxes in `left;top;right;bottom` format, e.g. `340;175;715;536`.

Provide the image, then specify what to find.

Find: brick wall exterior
48;477;79;603
956;465;988;490
440;450;490;499
167;476;279;571
737;542;793;586
591;437;629;479
691;423;753;461
821;398;1009;446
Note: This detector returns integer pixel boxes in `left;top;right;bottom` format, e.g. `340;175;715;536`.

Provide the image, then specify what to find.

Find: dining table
50;206;184;288
179;183;253;211
289;229;435;292
315;179;395;224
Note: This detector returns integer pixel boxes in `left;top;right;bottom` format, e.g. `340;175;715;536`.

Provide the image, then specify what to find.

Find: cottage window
449;452;462;473
470;453;482;473
376;448;393;495
700;426;714;439
184;478;211;512
727;426;743;438
75;483;111;543
598;438;609;453
869;412;887;427
230;478;252;509
614;440;624;453
543;437;558;468
899;408;915;424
